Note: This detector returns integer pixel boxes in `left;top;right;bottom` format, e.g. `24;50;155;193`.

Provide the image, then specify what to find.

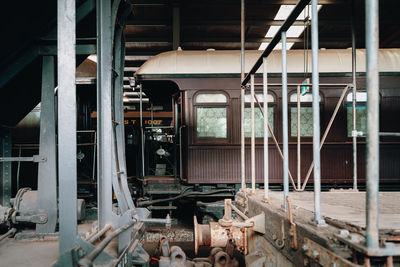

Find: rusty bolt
272;234;277;241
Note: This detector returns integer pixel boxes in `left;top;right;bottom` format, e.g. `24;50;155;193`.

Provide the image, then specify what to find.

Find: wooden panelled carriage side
135;49;400;187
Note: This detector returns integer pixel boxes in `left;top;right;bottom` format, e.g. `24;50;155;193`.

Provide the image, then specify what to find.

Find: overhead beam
0;0;95;89
39;44;96;55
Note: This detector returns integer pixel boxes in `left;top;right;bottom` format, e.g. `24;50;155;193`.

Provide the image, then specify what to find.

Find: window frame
288;90;324;139
244;90;277;142
193;91;230;144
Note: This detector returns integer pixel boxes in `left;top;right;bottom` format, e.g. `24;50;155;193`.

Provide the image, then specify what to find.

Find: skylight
258;4;323;50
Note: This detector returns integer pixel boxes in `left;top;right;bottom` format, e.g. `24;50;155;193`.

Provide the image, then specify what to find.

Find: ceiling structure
122;0;400;84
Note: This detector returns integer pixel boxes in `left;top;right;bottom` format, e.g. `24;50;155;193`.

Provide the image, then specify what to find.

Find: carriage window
244;93;274;137
195;93;227;138
290;92;321;137
346;92;367;137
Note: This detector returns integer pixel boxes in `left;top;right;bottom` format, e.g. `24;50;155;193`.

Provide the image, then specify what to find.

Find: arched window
346;91;367;137
289;92;322;137
195;93;228;139
244;93;275;138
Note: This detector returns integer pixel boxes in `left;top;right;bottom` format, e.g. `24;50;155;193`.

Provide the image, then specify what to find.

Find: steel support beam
351;0;358;192
36;56;57;233
97;0;114;229
311;0;325;225
281;31;289;210
240;0;246;191
0;130;12;207
58;0;78;254
365;0;380;249
263;57;269;200
39;44;96;56
250;74;256;193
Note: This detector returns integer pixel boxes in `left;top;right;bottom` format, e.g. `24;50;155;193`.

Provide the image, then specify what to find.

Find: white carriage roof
135;49;400;75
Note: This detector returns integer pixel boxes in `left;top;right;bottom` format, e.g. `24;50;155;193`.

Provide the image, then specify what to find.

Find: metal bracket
336;232;400;257
286;197;298;250
15;214;48;224
303;237;360;267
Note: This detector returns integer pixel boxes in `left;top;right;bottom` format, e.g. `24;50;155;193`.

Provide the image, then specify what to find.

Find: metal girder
57;0;78;254
97;0;114;229
39;44;96;55
0;0;95;89
36;56;57;234
0;130;12;207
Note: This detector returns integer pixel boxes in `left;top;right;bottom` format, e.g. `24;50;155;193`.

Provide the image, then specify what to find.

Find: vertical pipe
351;0;358;192
140;85;145;178
311;0;324;225
16;145;21;191
240;0;246;191
365;0;380;249
297;85;301;190
97;0;113;229
250;74;256;193
281;31;289;210
58;0;77;253
37;56;57;233
263;57;269;199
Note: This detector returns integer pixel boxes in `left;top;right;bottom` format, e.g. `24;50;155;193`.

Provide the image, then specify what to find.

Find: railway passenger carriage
134;49;400;188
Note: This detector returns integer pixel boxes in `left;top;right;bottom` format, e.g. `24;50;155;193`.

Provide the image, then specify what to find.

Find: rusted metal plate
303;237;361;267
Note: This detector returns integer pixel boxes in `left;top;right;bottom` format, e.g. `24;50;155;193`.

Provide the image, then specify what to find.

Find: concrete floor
264;190;400;230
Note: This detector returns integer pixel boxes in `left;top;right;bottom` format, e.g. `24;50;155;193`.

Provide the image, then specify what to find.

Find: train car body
135;49;400;187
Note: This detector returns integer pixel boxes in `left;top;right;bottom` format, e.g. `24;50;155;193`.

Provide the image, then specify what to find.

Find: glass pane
245;93;274;103
245;107;274;137
346;92;367;102
196;107;227;138
347;105;367;137
196;93;227;103
290;107;313;136
290;92;321;103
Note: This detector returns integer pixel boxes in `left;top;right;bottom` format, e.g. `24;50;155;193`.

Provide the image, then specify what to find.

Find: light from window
346;92;367;102
196;93;227;103
196;107;227;138
245;93;274;103
290;92;321;102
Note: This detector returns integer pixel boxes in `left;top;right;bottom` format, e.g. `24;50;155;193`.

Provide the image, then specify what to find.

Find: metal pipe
0;228;16;242
86;224;112;243
92;132;96;181
16;146;21;191
139;85;145;178
380;132;400;137
351;0;358;192
263;57;269;199
365;0;380;249
282;31;289;210
230;202;249;220
311;0;324;225
253;83;348;87
240;0;246;191
79;219;138;267
250;74;256;193
58;0;77;253
297;85;301;190
301;85;350;190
